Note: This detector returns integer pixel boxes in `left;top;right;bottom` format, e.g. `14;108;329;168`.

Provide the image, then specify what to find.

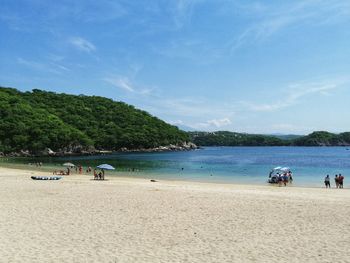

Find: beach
1;166;349;263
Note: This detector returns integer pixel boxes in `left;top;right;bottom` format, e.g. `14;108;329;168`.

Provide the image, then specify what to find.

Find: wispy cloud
17;57;68;74
104;75;153;95
172;0;200;29
104;76;134;92
151;97;226;117
169;117;232;130
1;1;128;33
229;0;350;52
138;95;236;131
195;118;232;129
69;37;96;53
242;77;348;112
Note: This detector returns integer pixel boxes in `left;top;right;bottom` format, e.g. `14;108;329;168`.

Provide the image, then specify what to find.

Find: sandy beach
1;166;349;263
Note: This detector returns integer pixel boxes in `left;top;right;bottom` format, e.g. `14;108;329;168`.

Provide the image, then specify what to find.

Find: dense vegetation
189;131;289;146
1;87;349;155
293;131;350;146
0;87;189;154
189;131;350;147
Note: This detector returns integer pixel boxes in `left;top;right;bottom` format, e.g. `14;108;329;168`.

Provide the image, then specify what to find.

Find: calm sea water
2;147;350;187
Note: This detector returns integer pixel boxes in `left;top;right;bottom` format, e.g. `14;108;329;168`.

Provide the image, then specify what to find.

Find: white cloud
104;76;134;92
194;118;232;129
104;75;154;95
166;117;232;131
243;77;348;112
69;37;96;53
207;118;232;127
229;0;350;52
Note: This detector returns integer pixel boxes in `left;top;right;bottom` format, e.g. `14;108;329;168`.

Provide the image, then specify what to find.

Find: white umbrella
63;162;75;167
96;164;115;170
280;167;290;172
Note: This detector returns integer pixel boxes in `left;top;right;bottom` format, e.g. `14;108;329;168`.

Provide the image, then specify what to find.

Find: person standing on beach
335;175;339;188
338;174;344;188
288;171;293;184
283;173;289;186
324;175;331;188
278;174;283;187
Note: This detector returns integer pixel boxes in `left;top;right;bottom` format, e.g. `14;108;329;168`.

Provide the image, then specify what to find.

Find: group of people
324;174;345;188
268;170;293;186
53;165;106;180
93;169;104;180
277;172;293;186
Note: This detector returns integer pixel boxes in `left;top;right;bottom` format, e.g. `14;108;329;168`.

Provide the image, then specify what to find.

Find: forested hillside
293;131;350;146
0;87;189;154
189;131;289;146
1;87;349;155
189;131;350;147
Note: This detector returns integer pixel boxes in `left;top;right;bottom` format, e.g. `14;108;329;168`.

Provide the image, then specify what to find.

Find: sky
1;0;350;134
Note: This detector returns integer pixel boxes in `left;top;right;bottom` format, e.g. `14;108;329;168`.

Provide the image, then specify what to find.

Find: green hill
189;131;350;147
293;131;350;146
189;131;289;146
0;87;189;154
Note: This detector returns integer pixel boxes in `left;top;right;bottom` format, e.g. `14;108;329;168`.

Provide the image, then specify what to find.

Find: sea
1;147;350;187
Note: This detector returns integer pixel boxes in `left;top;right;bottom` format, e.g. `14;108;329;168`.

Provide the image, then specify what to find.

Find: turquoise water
2;147;349;187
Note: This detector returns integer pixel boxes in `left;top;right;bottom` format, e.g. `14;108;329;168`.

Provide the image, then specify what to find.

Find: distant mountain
0;87;190;154
189;131;288;146
293;131;350;146
189;131;350;147
175;124;196;132
266;134;303;140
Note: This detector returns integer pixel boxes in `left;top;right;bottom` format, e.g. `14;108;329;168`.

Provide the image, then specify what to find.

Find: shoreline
0;163;336;189
0;165;348;193
1;166;349;196
1;144;350;158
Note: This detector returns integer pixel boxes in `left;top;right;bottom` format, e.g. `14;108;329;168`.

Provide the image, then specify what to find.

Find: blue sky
1;0;350;134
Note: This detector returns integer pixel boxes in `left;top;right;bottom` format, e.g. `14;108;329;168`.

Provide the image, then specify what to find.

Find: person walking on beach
335;175;339;188
324;175;331;188
338;174;344;188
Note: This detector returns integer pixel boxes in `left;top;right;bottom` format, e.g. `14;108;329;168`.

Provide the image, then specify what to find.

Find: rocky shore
0;142;199;157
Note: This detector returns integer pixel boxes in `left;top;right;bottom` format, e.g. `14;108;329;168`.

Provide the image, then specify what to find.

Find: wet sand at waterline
0;167;349;263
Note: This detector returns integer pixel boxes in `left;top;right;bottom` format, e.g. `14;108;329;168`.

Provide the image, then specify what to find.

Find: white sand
0;167;349;263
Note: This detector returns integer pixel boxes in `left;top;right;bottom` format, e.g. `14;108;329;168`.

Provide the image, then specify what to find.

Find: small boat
31;176;62;180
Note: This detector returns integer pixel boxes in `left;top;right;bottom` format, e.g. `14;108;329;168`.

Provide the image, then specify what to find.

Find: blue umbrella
96;164;115;170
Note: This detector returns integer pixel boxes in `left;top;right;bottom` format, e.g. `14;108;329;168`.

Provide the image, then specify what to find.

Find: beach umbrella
273;166;282;171
96;164;115;170
280;167;290;172
63;162;75;167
